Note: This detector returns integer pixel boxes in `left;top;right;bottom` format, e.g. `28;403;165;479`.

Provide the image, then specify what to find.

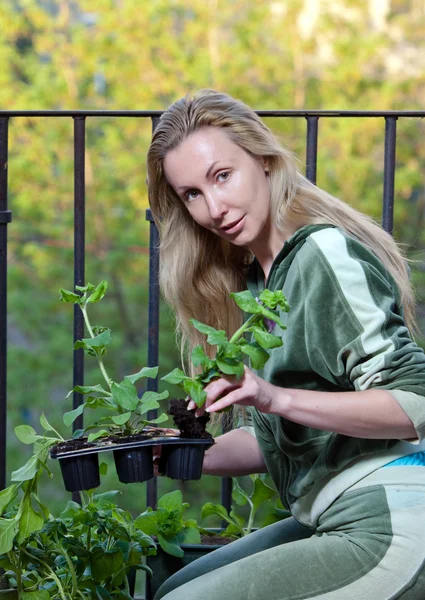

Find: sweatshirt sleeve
297;229;425;417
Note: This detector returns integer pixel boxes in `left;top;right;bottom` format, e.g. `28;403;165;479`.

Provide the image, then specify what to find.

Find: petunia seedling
162;289;290;407
60;281;169;442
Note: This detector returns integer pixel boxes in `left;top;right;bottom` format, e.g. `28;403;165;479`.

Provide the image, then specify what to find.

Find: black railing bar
306;116;319;185
382;117;397;235
0;117;10;491
72;117;86;440
0;110;425;118
146;115;161;509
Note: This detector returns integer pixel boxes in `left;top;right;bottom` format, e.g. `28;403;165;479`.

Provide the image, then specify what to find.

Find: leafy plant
200;475;291;538
162;289;290;407
0;419;157;599
59;281;169;442
134;491;200;559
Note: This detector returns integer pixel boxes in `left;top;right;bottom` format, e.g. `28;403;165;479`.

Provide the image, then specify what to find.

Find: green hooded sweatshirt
245;224;425;527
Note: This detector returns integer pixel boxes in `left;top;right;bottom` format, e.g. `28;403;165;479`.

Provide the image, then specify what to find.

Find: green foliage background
1;0;425;524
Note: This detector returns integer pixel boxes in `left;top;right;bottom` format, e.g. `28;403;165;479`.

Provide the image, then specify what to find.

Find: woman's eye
185;189;199;201
218;171;230;182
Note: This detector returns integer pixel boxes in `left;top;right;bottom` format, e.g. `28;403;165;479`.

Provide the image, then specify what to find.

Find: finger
204;377;240;410
187;400;196;410
205;387;249;413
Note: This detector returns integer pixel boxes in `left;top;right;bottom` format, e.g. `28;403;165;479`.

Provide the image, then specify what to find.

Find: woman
147;89;425;600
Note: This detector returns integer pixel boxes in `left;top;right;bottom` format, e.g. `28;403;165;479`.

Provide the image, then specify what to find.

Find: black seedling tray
50;436;214;492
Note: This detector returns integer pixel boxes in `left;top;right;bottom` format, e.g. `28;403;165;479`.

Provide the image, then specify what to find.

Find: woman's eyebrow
176;160;222;192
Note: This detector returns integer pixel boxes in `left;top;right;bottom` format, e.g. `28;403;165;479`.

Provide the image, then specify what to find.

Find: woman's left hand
189;366;276;416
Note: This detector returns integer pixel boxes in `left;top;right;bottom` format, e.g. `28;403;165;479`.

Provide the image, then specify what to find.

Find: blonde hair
147;89;417;366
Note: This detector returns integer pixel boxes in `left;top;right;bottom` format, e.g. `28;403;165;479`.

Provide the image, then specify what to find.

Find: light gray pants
155;467;425;600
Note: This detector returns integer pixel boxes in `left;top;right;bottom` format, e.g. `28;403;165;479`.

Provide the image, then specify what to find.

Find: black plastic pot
113;446;154;484
158;442;209;480
58;453;100;492
51;434;214;490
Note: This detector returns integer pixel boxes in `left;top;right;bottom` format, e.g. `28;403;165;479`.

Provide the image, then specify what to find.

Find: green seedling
162;289;290;407
134;490;200;558
0;423;156;599
59;281;168;442
200;474;291;538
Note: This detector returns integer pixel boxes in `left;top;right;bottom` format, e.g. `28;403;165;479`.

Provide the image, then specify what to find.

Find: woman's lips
220;215;245;234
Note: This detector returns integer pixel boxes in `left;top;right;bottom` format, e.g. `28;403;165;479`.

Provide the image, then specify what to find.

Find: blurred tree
0;0;424;513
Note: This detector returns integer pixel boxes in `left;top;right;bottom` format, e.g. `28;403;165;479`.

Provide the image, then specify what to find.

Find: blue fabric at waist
384;451;425;467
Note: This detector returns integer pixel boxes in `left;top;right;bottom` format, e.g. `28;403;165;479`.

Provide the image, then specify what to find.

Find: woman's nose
205;192;228;220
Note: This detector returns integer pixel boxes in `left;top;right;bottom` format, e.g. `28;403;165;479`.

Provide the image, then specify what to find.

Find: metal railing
1;109;425;510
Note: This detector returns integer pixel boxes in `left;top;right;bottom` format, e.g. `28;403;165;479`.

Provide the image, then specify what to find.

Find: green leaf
39;413;56;433
232;479;249;506
146;413;169;425
258;306;286;329
252;328;283;350
201;503;232;524
63;404;85;427
95;586;113;600
66;384;111;398
189;319;228;345
138;390;169;414
161;368;188;385
87;430;108;442
14;425;39;445
191;345;211;367
0;518;16;554
158;490;183;512
138;398;159;414
87;280;108;303
183;379;207;407
75;329;112;350
91;548;123;582
134;511;158;536
17;495;45;543
11;454;39;482
75;282;95;293
216;358;245;378
125;366;159;384
157;533;184;558
111;412;132;425
251;477;276;513
258;289;290;312
59;288;81;304
0;485;18;515
230;290;262;314
180;526;201;545
111;380;139;411
239;342;270;370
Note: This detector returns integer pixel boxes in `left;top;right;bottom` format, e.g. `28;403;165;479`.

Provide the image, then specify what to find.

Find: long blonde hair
147;89;416;365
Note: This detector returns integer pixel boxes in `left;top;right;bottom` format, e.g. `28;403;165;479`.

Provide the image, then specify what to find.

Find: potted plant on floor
0;416;157;599
143;476;290;600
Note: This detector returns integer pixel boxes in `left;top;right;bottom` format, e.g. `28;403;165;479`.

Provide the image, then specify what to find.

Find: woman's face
163;127;273;253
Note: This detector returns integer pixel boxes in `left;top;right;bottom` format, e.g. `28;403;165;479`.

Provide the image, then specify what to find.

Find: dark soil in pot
168;399;213;440
158;399;214;480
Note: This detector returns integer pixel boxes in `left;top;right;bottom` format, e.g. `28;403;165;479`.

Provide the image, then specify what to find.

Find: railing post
0;117;11;490
306;116;319;184
382;116;397;235
73;117;86;432
146;115;161;509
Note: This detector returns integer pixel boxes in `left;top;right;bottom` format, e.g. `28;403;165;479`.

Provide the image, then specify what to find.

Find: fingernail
205;407;211;413
187;400;195;410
